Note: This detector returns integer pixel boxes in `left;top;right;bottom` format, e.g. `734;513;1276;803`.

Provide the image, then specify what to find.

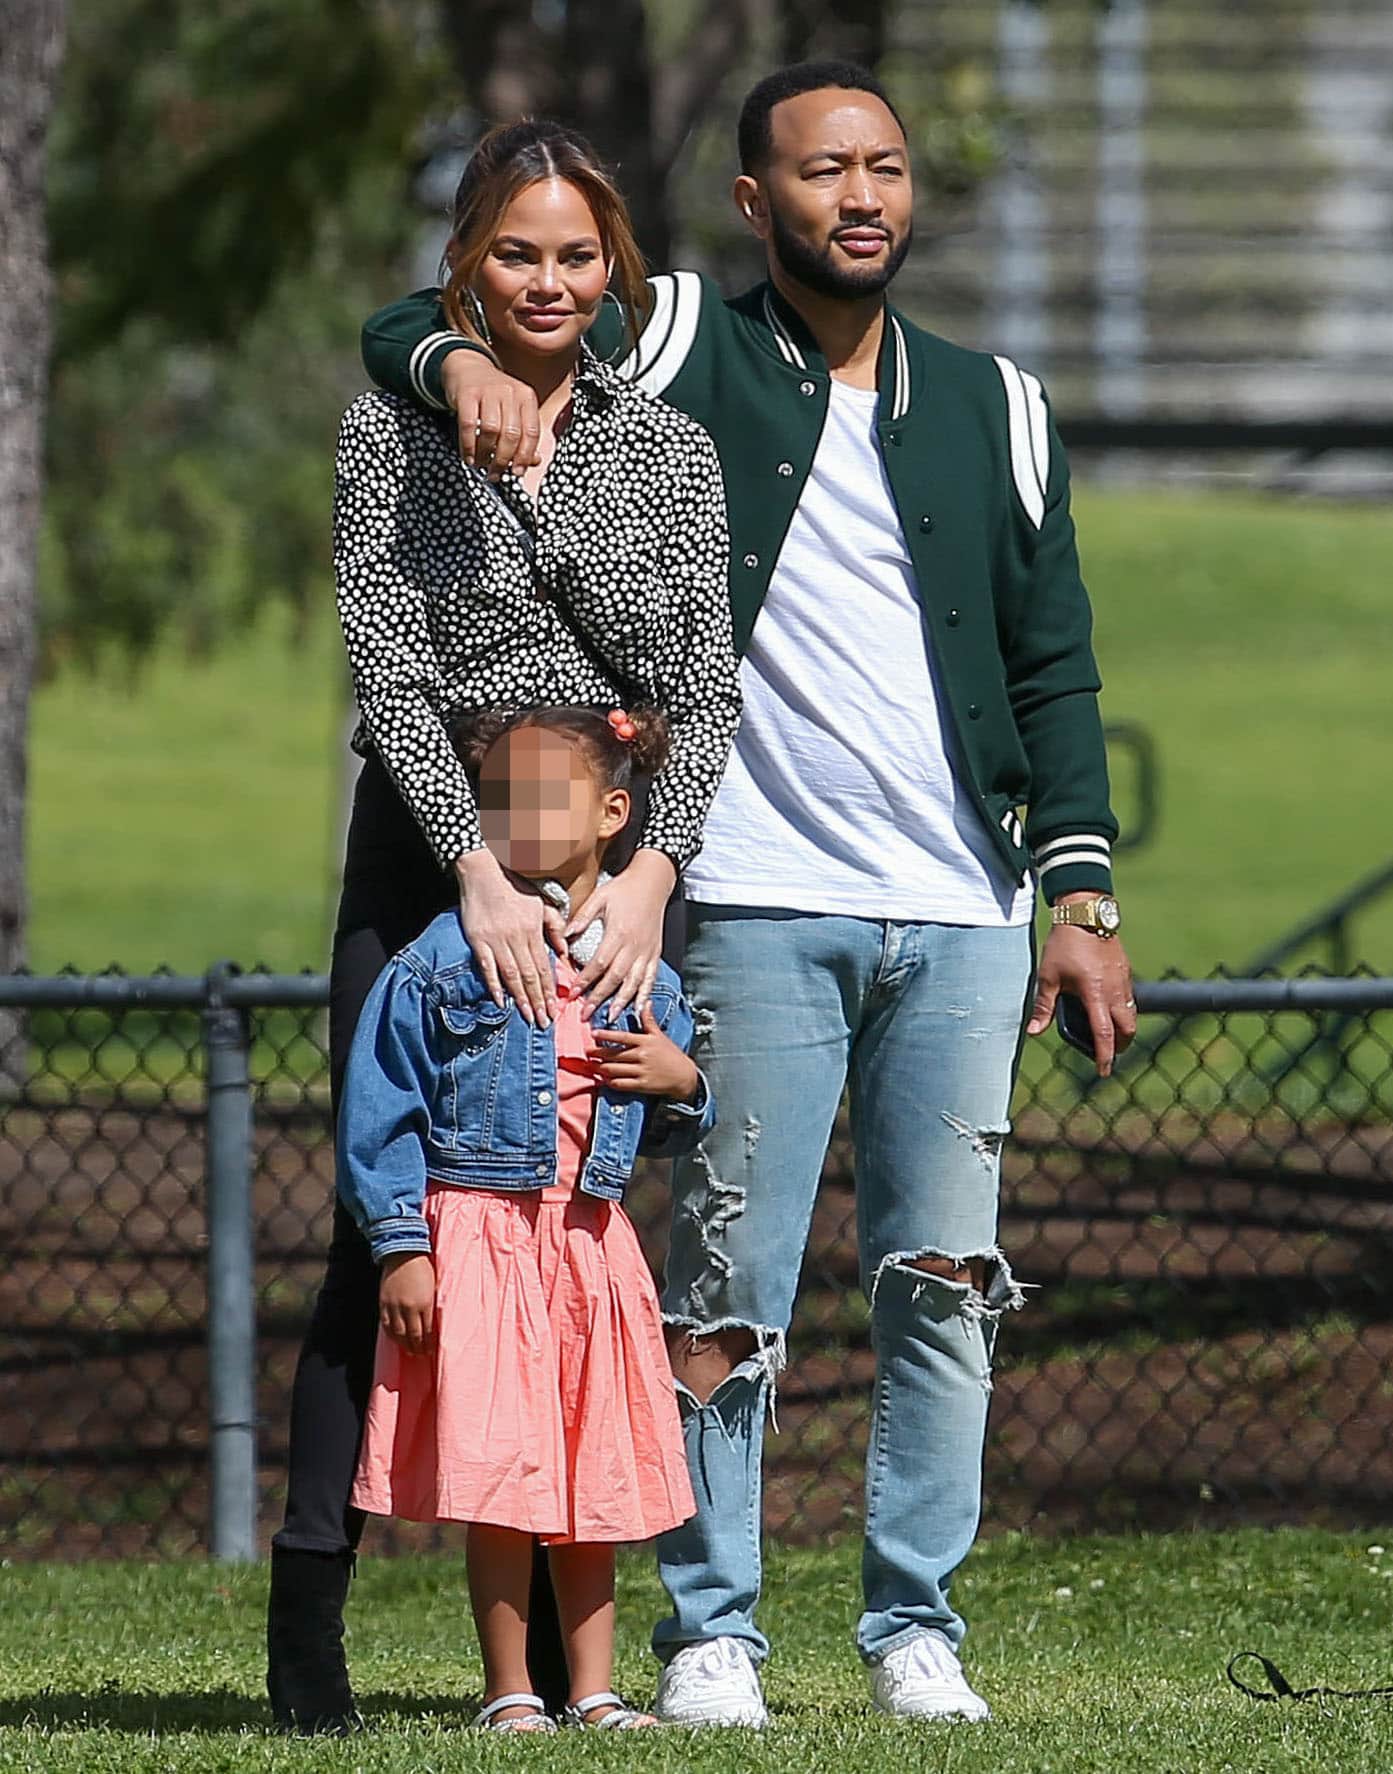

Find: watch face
1097;897;1122;932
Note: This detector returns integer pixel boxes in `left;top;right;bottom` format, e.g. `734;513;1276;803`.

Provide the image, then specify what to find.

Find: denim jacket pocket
436;998;514;1150
438;999;510;1056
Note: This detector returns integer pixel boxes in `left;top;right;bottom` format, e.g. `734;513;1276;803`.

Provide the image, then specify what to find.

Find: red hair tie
607;708;637;743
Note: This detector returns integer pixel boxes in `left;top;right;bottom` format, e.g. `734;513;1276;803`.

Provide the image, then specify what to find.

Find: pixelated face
478;726;624;876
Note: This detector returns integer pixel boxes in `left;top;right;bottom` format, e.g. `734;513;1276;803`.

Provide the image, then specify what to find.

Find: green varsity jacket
361;273;1118;901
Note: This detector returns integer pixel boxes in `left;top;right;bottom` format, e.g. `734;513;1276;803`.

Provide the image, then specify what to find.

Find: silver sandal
562;1690;660;1729
474;1692;558;1733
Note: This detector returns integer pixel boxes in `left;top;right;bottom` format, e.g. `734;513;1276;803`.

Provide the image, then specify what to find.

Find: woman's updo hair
441;119;650;355
455;705;671;787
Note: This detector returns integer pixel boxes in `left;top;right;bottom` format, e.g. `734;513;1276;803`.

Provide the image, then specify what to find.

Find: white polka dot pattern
332;351;740;871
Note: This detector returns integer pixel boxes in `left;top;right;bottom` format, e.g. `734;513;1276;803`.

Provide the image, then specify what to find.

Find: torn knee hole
904;1253;985;1291
663;1318;785;1405
667;1323;758;1366
871;1245;1028;1315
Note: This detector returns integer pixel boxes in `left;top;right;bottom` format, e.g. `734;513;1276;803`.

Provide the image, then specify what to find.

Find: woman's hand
455;848;567;1027
379;1253;436;1356
569;849;677;1019
590;1005;701;1102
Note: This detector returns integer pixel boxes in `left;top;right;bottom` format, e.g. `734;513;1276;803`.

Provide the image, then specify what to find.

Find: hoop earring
598;288;630;364
465;287;493;347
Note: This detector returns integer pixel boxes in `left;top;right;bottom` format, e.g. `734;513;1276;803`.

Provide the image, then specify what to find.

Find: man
347;60;1135;1725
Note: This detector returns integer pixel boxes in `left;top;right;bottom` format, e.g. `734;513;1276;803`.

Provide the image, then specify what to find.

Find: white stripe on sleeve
994;354;1045;529
632;271;703;398
1033;833;1112;862
409;332;464;411
614;275;675;383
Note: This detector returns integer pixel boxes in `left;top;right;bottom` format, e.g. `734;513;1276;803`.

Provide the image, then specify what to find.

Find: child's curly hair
452;706;669;873
453;704;670;789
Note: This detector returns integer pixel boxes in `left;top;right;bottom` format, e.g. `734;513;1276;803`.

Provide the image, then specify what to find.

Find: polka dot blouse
332;349;741;871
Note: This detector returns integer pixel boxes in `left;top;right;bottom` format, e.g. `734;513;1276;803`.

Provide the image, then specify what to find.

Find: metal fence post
203;962;258;1561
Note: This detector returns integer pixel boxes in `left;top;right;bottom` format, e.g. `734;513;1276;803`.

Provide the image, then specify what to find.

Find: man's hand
1026;898;1137;1077
440;349;541;480
379;1252;436;1356
590;1004;700;1102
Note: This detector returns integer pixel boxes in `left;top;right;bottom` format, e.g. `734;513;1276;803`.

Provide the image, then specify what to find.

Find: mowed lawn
5;1531;1393;1771
25;486;1393;978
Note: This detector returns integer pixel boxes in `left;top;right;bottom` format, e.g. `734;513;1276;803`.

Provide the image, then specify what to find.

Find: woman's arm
334;396;565;1024
639;427;741;869
334;394;484;870
570;428;740;1013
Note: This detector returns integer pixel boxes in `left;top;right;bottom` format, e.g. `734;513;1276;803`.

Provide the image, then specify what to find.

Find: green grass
5;1533;1393;1770
28;604;344;974
25;487;1393;979
1076;487;1393;978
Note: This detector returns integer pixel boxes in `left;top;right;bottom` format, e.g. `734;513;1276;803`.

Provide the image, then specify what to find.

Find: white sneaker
869;1631;991;1722
653;1637;769;1727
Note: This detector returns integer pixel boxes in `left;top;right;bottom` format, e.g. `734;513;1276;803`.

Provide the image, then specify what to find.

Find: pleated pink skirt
350;1181;695;1543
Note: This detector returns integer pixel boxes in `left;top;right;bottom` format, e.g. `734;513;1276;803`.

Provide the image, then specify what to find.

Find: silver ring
1125;997;1137;1011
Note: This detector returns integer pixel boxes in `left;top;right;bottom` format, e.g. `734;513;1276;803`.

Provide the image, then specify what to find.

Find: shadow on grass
0;1687;479;1734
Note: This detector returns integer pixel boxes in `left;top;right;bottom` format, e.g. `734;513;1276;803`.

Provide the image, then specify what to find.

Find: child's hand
379;1252;436;1356
590;1005;701;1103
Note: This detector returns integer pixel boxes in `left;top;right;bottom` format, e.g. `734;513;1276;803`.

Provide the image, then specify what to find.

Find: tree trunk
437;0;549;120
0;0;65;1080
781;0;888;67
558;0;667;265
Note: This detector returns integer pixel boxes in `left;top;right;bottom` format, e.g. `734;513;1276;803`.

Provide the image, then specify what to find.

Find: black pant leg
274;759;453;1555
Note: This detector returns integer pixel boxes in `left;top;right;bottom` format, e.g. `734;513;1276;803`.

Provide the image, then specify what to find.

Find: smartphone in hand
1054;991;1097;1061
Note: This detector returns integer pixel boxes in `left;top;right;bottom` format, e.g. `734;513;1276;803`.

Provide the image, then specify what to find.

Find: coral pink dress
350;957;695;1543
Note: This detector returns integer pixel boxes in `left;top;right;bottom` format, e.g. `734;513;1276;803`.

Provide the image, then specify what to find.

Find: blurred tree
40;0;433;672
1;0;66;989
437;0;762;266
781;0;887;65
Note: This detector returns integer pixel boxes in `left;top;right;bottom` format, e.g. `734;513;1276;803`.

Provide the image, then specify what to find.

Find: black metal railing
2;967;1391;1557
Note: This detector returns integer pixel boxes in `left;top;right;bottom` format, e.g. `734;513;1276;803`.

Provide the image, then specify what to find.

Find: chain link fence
2;967;1391;1559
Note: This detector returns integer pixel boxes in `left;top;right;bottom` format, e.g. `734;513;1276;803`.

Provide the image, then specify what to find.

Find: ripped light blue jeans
653;906;1033;1668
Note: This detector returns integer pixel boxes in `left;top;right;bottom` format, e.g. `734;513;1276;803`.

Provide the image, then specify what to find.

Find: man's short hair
737;60;906;174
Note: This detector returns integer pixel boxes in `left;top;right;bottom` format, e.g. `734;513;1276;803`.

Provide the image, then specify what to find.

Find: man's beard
768;207;911;300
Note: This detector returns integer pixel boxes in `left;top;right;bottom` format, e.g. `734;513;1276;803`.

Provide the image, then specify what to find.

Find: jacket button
920;514;935;532
536;1090;552;1105
799;379;816;396
887;431;902;446
967;702;982;720
777;461;794;477
534;1163;548;1178
743;553;759;569
946;609;961;627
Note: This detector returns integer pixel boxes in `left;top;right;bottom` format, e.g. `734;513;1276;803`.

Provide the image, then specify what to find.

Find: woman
267;120;739;1734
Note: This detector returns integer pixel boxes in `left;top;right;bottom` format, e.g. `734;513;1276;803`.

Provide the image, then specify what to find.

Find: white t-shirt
685;380;1034;926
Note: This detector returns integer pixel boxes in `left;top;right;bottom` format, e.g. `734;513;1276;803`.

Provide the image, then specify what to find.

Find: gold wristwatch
1051;895;1122;938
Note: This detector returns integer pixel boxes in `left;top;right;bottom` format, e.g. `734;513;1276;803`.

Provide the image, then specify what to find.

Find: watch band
1052;896;1121;936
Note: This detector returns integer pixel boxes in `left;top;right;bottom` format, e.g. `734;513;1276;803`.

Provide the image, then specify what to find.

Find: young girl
336;706;712;1733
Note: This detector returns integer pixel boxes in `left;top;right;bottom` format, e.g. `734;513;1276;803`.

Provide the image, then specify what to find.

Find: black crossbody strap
1227;1651;1393;1703
474;469;644;708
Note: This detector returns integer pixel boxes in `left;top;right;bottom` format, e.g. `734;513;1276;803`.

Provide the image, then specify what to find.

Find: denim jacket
337;911;716;1263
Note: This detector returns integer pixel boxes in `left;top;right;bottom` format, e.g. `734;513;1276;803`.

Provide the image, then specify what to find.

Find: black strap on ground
1227;1651;1393;1703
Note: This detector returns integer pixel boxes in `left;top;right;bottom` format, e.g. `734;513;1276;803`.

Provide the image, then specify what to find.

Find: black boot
527;1539;571;1716
266;1547;364;1735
